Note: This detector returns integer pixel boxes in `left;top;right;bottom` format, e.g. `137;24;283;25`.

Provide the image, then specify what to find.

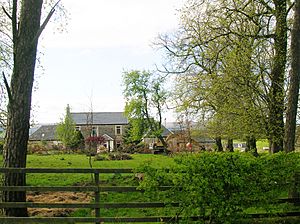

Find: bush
108;153;133;160
94;154;107;161
134;147;153;154
138;152;300;223
70;130;85;150
120;143;136;153
28;143;48;154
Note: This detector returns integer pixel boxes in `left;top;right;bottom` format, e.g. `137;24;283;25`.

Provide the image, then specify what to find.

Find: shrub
70;130;85;150
134;147;153;154
108;153;133;160
121;142;153;154
28;143;48;154
138;152;300;223
94;154;107;161
120;143;136;153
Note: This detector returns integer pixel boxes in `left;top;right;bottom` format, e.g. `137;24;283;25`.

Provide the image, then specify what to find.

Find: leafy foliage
159;0;293;152
56;105;81;149
85;136;105;145
122;70;168;148
85;135;105;155
70;130;85;149
138;152;300;223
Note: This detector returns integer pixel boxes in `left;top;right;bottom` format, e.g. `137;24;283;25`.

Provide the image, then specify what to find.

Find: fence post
94;171;100;224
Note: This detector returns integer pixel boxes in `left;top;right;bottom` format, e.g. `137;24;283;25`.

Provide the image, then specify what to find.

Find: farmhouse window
115;125;122;135
91;126;97;137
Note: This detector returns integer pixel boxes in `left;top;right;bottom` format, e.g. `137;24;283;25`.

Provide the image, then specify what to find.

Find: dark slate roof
71;112;128;125
144;125;173;138
162;125;173;137
166;121;199;133
29;125;57;141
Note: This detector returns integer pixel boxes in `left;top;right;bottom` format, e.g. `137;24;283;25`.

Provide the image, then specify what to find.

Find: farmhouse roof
29;125;57;141
166;121;200;133
144;125;173;138
102;134;114;141
162;125;173;137
71;112;128;125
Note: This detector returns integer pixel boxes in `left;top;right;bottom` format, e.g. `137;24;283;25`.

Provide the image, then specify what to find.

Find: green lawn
0;153;173;169
2;153;174;186
0;153;176;223
7;153;174;186
25;153;173;168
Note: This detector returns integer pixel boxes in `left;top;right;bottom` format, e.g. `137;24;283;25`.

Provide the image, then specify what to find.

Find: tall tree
158;0;291;153
2;0;60;217
123;70;168;149
284;0;300;152
268;0;288;153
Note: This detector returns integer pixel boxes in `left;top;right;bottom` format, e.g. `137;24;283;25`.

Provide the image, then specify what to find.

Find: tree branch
1;6;12;20
2;72;12;102
287;2;295;16
32;0;61;44
12;0;17;43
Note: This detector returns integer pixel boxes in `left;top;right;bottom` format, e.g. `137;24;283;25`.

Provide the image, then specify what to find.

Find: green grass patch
256;139;269;151
0;153;174;186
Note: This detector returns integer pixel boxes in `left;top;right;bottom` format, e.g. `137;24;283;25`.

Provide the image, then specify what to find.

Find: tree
157;0;291;153
122;70;168;149
1;0;61;217
268;0;288;153
85;136;105;152
56;104;78;150
123;119;147;144
284;0;300;152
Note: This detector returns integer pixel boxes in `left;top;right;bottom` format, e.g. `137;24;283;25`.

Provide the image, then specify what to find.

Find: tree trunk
268;0;287;153
157;135;168;152
2;0;43;217
226;139;234;152
246;136;258;156
215;136;223;152
284;0;300;153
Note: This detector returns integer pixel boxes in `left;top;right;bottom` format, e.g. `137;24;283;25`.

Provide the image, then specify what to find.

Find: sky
33;0;185;124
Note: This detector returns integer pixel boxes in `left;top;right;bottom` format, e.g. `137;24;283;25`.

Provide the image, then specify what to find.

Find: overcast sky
32;0;184;124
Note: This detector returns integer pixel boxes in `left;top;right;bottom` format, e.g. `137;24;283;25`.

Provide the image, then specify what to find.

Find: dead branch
32;0;61;44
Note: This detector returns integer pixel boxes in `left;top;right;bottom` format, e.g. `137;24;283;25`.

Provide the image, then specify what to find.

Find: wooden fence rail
0;168;299;224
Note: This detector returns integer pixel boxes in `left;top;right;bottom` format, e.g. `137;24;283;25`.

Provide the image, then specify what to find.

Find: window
115;125;122;135
75;126;81;131
91;126;97;137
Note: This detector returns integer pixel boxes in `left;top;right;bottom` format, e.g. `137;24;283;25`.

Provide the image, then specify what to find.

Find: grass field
1;153;174;186
0;153;176;223
26;153;173;169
